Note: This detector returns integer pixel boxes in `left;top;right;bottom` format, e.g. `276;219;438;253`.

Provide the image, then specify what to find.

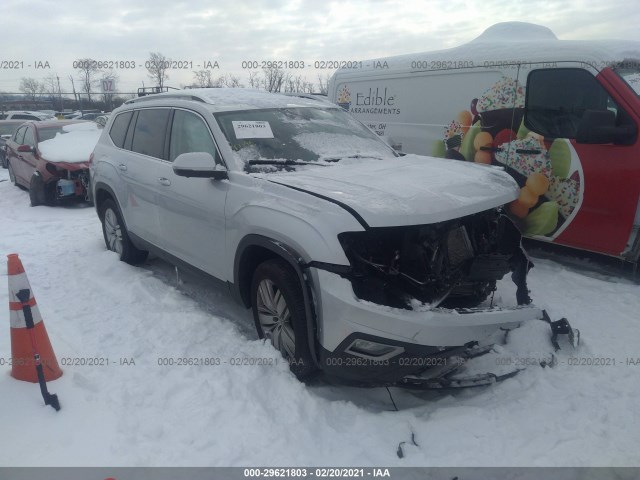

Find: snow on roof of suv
125;87;328;112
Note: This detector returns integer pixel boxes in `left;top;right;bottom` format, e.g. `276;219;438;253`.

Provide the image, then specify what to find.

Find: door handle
158;177;171;186
515;149;542;154
118;164;128;171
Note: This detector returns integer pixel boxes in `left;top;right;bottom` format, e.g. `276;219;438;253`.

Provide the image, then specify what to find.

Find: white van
328;22;640;265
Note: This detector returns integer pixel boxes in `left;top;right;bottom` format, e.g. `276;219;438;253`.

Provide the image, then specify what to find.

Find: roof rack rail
126;92;207;105
136;86;180;97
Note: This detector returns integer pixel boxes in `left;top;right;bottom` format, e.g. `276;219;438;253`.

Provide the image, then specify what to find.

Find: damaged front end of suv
314;207;563;388
339;209;531;311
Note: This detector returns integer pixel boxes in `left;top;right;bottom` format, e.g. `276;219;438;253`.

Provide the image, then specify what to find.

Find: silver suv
90;88;541;385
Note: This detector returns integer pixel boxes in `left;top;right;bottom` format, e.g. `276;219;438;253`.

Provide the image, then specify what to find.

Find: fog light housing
345;339;404;360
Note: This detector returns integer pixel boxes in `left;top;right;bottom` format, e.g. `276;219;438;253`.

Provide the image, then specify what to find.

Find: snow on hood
38;122;101;163
256;155;519;227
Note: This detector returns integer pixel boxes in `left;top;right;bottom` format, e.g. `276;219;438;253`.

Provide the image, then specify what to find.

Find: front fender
224;173;364;280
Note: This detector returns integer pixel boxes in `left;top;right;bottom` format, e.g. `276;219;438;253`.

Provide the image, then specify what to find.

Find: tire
99;198;148;264
7;161;16;185
29;172;54;206
251;258;317;379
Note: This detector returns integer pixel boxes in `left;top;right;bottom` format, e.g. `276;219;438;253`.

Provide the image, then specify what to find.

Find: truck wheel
251;258;316;380
100;198;148;264
29;172;47;206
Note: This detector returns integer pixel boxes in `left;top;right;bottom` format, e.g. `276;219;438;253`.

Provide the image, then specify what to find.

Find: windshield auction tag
232;121;274;139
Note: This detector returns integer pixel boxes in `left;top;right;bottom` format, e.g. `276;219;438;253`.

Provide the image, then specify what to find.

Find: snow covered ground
0;165;639;468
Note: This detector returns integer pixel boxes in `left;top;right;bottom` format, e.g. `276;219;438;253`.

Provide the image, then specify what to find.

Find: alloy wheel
256;278;296;359
104;208;124;255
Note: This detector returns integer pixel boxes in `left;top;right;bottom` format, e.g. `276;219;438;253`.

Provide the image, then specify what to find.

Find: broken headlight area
338;210;527;309
45;163;91;200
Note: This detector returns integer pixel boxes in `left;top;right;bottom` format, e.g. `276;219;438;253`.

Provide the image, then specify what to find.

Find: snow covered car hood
258;154;519;227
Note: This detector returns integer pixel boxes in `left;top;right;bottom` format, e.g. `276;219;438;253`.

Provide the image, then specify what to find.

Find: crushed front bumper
312;269;542;385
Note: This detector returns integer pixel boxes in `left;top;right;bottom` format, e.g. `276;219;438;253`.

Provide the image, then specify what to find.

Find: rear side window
23;127;35;147
109;111;133;148
131;108;170;159
14;126;27;144
169;109;219;162
525;68;612;139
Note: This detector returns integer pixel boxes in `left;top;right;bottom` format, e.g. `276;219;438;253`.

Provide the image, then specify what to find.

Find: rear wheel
100;198;148;264
251;258;316;379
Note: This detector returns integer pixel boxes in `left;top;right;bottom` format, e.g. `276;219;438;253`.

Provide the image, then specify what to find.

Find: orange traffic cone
8;254;62;382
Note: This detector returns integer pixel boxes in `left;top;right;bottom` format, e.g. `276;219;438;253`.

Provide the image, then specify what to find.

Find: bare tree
75;58;100;103
248;71;261;89
19;77;45;101
262;67;286;92
146;52;170;89
216;73;243;88
193;69;215;88
284;75;302;93
43;74;64;111
316;73;331;95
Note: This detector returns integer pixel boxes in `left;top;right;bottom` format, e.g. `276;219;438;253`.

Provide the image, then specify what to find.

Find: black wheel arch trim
93;183;146;252
93;181;119;217
234;234;321;368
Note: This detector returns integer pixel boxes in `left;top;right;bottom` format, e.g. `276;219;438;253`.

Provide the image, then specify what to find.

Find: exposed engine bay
45;163;91;201
338;209;529;309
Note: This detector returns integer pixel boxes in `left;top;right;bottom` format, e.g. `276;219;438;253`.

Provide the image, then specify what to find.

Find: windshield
614;59;640;96
214;107;396;167
37;126;67;142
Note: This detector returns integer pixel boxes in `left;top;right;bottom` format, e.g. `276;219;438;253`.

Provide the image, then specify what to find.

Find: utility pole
56;75;63;111
69;75;78;107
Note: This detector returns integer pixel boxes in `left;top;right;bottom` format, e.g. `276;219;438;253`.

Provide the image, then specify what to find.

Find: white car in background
0;110;51;121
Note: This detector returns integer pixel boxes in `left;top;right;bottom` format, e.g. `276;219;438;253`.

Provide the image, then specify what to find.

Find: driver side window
525;68;615;139
169;109;220;163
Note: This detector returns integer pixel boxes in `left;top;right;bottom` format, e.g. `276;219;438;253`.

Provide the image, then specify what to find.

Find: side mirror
576;109;637;145
17;144;35;153
172;152;228;180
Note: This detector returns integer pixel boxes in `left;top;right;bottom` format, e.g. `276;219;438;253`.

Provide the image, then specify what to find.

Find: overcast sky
1;0;639;96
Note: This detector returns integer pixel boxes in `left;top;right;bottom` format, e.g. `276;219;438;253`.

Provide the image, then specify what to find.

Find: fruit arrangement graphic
431;76;582;237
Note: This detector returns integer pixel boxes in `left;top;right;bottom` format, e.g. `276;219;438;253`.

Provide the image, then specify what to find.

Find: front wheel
251;258;317;379
7;161;16;185
100;198;148;264
29;172;54;207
